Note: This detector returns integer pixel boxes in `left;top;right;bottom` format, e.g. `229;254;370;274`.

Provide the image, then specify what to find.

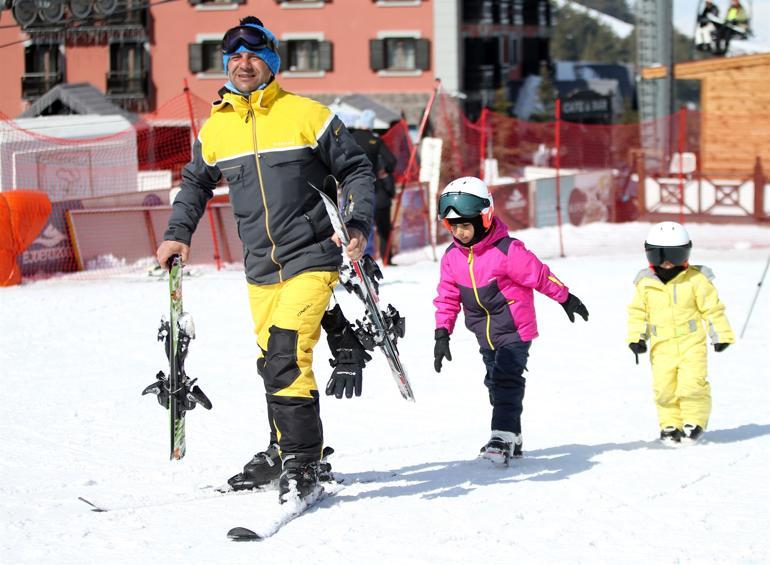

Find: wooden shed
674;53;770;176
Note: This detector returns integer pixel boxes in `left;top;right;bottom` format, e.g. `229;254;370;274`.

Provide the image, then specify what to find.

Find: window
189;40;224;74
278;37;333;74
370;36;430;73
288;40;319;71
107;41;149;95
22;42;63;99
385;38;415;70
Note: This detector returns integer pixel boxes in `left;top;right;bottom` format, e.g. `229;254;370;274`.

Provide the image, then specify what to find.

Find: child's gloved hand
713;343;730;352
629;340;647;364
561;293;589;322
434;328;452;373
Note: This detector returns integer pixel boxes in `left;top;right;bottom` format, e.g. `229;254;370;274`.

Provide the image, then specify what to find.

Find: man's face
227;52;271;93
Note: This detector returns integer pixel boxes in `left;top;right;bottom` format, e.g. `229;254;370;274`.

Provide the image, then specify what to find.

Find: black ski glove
561;293;589;323
322;304;372;399
434;328;452;373
714;343;730;352
629;340;647;364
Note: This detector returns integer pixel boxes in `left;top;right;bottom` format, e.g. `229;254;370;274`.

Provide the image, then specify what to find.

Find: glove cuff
435;328;450;340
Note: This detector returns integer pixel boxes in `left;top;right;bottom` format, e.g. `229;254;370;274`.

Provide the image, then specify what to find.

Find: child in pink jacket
433;177;589;464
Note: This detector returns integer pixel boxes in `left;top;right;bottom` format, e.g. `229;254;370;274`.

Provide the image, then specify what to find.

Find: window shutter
369;39;385;71
416;38;430;71
277;40;289;72
319;41;333;71
189;43;204;73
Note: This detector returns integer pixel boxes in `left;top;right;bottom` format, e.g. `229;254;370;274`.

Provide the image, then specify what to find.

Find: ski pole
634;351;639;365
740;255;770;339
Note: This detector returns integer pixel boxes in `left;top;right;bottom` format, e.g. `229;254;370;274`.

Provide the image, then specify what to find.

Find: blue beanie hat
222;23;281;77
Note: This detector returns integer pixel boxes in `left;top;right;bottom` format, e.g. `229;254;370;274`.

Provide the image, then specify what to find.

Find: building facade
0;0;551;121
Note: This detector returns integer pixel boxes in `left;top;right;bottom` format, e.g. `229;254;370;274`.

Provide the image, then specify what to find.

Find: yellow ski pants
649;332;711;430
247;270;338;460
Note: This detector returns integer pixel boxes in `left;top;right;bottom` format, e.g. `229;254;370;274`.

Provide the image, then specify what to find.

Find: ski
142;254;212;460
227;482;346;542
311;175;415;401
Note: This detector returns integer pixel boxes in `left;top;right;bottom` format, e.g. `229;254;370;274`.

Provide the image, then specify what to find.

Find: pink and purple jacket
434;217;570;349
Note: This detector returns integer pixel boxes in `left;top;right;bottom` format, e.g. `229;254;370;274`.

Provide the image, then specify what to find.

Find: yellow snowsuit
627;266;734;430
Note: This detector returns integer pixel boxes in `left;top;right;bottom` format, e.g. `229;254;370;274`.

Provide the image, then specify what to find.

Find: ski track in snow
1;222;769;564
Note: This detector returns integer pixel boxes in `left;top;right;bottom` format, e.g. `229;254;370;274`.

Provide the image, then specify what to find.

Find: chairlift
693;0;753;56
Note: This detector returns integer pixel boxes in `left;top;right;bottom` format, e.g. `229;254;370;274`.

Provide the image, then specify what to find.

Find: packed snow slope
2;222;769;564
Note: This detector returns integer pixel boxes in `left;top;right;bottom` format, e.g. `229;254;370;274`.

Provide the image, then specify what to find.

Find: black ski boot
682;424;704;443
227;443;282;491
660;426;683;444
279;456;322;504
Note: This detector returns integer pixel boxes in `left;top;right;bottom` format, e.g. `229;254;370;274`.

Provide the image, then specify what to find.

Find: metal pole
555;98;565;258
740;255;770;338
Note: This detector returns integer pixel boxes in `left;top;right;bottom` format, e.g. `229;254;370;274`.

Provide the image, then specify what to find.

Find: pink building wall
0;11;26;117
0;0;435;118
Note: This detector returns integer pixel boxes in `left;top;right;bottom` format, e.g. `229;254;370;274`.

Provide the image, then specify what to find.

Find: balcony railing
106;70;148;96
21;72;64;100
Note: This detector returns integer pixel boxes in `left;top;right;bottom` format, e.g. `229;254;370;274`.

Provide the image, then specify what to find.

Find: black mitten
321;305;371;399
561;293;589;322
434;328;452;373
628;340;647;364
713;343;730;352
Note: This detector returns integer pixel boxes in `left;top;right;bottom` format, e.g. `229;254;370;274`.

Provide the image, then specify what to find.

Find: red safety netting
1;85;766;283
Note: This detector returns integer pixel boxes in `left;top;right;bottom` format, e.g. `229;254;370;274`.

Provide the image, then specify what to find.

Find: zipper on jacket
249;106;283;282
468;247;494;350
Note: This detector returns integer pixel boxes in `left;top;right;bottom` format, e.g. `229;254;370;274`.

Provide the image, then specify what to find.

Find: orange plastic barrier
0;191;52;286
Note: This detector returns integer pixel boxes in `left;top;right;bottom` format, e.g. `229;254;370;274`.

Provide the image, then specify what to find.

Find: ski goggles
438;192;491;219
222;26;277;55
644;242;692;266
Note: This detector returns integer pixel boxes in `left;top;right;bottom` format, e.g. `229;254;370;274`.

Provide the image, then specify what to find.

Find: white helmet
438;176;494;228
646;222;691;246
644;222;692;266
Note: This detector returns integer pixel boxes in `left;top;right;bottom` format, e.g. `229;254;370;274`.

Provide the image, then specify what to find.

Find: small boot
227;443;282;491
659;426;683;444
479;430;523;465
682;424;704;443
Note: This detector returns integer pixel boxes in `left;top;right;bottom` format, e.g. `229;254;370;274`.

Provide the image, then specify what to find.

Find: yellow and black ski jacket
164;81;375;285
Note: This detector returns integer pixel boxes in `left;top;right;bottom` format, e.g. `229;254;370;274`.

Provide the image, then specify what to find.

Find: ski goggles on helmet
644;242;692;267
438;192;491;220
222;26;277;55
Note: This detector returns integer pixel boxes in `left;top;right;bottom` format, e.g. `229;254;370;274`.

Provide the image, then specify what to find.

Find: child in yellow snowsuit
627;222;734;443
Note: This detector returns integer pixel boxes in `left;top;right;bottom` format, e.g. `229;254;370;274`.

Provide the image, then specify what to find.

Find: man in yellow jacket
627;222;734;444
157;16;375;503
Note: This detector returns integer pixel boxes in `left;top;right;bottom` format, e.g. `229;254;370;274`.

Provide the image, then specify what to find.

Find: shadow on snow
333;423;770;502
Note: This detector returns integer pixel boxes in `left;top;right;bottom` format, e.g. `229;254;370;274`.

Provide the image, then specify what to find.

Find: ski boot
279;456;322;504
682;424;704;443
659;426;683;445
479;431;523;465
227;443;282;491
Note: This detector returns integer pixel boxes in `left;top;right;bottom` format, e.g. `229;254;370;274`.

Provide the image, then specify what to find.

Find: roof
329;94;401;129
674;52;770;78
19;82;139;123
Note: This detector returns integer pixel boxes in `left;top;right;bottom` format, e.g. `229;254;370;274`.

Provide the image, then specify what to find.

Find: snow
554;0;635;38
2;221;770;563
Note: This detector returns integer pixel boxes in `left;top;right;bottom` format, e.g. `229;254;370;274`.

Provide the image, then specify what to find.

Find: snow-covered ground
2;221;769;564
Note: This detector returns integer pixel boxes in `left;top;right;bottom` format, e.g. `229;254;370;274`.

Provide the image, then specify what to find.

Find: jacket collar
452;217;508;255
212;79;282;119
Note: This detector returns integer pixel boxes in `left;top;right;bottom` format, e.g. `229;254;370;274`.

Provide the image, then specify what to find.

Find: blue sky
671;0;768;43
